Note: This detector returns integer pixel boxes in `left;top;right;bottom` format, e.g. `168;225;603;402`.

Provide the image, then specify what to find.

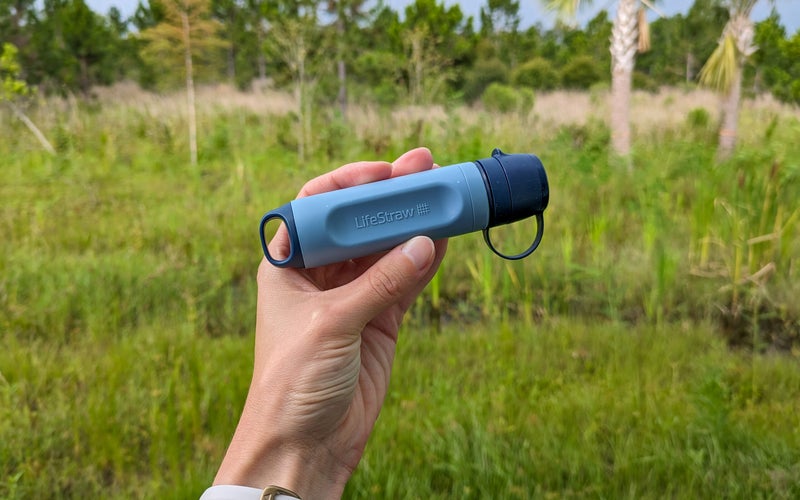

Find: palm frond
544;0;590;20
699;33;738;94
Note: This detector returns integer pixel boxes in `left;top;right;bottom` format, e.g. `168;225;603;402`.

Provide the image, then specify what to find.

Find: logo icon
416;202;430;216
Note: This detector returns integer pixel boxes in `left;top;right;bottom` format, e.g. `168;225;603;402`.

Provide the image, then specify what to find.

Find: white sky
86;0;800;34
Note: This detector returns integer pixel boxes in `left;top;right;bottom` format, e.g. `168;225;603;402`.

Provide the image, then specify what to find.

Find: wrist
214;401;352;499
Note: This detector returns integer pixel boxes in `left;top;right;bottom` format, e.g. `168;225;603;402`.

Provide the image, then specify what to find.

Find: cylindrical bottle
260;149;549;268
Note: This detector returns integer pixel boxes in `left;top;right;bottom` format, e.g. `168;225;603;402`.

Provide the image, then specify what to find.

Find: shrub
686;107;711;129
481;83;534;113
512;57;560;90
463;58;509;102
560;55;603;89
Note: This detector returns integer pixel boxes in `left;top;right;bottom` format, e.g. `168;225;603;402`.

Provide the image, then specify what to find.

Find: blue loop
259;204;305;268
482;212;544;261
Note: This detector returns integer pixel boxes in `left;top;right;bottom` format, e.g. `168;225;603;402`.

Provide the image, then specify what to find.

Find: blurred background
1;0;799;497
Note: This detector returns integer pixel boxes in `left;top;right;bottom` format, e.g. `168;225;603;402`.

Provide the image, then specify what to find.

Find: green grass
1;88;799;497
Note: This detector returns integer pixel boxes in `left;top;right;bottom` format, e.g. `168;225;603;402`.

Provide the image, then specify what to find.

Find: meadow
1;85;799;498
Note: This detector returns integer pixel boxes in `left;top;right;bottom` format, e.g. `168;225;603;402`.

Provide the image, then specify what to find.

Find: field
1;85;800;498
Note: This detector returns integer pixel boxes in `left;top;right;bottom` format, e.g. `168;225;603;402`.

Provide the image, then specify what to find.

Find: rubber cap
476;149;549;227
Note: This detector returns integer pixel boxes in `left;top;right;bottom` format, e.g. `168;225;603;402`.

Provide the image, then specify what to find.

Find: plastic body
261;150;549;268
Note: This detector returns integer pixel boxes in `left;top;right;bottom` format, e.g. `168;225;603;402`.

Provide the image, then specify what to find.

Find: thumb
338;236;436;324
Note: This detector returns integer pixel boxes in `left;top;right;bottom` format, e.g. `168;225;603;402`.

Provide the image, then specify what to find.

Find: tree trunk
8;101;56;155
181;10;198;166
256;24;267;81
610;67;632;160
718;61;742;161
609;0;638;159
336;14;347;119
227;44;236;83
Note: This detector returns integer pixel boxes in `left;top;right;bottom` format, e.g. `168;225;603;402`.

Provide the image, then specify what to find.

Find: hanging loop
482;213;545;261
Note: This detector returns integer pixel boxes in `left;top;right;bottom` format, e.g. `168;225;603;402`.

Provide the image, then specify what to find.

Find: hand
213;148;448;499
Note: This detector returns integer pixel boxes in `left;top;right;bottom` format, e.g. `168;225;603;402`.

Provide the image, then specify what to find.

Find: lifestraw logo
354;202;431;229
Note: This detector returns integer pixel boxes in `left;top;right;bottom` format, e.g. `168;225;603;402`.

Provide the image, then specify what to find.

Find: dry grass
25;82;799;155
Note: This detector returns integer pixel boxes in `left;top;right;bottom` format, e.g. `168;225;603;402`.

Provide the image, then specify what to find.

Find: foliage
138;0;228;89
1;0;799;107
700;33;738;93
560;54;603;88
462;57;508;102
0;43;29;100
1;89;799;497
512;57;560;90
480;82;533;113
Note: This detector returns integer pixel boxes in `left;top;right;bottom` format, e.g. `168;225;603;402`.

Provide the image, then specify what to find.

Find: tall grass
1;85;799;497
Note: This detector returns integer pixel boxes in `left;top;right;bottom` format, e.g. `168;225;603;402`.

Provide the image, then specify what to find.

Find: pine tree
139;0;227;165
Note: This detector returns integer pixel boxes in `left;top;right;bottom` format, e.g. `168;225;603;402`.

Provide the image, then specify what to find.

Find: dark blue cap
475;148;549;227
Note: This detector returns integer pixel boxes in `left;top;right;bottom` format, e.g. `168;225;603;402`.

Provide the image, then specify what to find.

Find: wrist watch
199;485;301;500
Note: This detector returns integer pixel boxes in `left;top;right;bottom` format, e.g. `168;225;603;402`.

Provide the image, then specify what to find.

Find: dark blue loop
482;212;545;260
259;203;305;268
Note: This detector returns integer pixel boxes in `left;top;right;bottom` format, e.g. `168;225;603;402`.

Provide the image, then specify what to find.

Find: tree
400;0;473;104
266;4;329;161
139;0;227;165
699;0;770;160
24;0;122;94
325;0;371;118
1;42;55;154
544;0;662;160
0;0;36;51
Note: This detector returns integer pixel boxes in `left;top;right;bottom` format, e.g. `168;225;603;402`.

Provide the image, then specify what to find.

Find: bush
512;57;560;90
481;83;534;113
686;107;711;129
633;71;659;92
462;58;509;102
560;55;603;89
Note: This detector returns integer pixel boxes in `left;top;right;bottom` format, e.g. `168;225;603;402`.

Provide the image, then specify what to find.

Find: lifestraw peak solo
260;149;549;268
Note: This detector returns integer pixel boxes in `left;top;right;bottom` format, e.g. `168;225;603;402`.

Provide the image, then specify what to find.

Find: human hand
213;148;448;499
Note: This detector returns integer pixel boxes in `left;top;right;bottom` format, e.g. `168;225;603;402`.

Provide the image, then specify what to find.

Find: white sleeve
199;485;262;500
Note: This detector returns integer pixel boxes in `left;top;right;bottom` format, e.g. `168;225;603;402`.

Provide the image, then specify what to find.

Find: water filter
260;149;549;268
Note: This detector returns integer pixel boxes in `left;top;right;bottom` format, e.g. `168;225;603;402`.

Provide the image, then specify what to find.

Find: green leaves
0;43;30;102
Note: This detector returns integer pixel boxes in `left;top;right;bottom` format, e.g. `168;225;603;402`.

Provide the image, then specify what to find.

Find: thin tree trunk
8;101;56;155
256;24;267;81
227;44;236;83
609;0;638;159
718;62;742;161
336;14;347;118
181;10;198;166
297;42;305;163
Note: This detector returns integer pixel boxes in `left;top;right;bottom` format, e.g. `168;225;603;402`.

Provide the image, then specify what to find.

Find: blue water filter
260;149;549;268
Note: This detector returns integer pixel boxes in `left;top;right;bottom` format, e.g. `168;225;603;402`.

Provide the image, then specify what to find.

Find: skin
213;148;448;499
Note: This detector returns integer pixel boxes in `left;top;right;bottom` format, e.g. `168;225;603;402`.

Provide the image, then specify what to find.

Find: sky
86;0;800;35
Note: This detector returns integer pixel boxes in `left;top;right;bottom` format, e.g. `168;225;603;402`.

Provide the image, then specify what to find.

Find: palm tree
699;0;767;160
544;0;661;160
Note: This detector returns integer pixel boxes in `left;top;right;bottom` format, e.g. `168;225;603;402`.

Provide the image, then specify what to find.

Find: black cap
475;148;549;228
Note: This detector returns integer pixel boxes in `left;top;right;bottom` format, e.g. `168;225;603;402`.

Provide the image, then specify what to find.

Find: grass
1;84;800;498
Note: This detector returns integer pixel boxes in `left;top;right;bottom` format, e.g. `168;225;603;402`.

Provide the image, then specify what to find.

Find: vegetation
1;85;798;497
1;0;798;106
1;0;800;497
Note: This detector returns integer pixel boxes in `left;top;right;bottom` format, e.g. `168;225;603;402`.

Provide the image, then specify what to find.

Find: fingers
297;161;392;199
390;147;433;178
336;236;436;327
297;147;434;199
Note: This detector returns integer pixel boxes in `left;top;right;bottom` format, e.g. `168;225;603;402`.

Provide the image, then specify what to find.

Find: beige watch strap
261;485;301;500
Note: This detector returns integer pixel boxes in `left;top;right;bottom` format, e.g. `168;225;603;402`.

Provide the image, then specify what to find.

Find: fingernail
402;236;433;271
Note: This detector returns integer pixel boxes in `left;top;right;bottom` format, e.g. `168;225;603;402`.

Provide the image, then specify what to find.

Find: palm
700;0;770;159
544;0;655;159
